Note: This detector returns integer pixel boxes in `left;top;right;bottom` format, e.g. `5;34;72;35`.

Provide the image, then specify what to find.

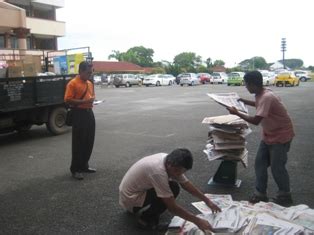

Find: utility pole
281;38;287;69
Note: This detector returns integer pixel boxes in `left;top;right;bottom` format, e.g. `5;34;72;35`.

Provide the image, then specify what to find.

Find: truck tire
46;106;68;135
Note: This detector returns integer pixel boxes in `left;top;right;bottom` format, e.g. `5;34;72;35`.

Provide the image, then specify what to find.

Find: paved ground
1;82;314;234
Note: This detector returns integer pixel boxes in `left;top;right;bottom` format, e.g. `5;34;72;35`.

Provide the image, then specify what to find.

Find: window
0;35;4;48
26;37;32;49
10;37;18;49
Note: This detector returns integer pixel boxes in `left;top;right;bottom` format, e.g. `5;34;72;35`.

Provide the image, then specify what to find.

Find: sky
57;0;313;67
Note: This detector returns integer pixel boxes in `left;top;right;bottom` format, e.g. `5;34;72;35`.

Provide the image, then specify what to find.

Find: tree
173;52;202;72
239;57;267;70
197;65;208;73
279;59;303;69
108;46;154;67
205;57;212;69
307;65;314;72
108;50;123;61
252;56;268;70
213;60;225;66
125;46;154;67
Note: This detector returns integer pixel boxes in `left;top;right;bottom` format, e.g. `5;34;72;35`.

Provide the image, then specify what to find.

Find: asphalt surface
1;82;314;234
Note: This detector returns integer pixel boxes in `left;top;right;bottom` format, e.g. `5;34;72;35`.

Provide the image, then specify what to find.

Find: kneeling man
119;148;221;231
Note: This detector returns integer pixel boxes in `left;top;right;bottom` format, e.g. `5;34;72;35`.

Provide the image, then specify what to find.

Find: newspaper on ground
166;195;313;235
243;213;304;234
292;209;314;231
207;93;248;113
192;194;233;214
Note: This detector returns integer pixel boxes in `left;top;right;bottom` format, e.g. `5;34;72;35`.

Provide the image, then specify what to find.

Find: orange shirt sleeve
64;79;76;102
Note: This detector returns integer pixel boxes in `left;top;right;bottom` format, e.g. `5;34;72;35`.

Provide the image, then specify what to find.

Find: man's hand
84;98;95;104
226;106;239;115
195;217;213;232
206;201;221;213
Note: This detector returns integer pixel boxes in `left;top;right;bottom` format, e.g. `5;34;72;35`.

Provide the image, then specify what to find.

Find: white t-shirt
119;153;188;211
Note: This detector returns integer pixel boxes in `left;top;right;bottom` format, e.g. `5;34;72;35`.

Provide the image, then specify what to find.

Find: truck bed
0;75;74;113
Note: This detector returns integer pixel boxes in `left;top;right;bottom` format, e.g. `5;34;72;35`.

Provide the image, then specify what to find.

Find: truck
0;47;92;135
0;74;74;135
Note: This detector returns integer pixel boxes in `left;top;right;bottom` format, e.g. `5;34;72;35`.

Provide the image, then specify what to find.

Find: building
269;61;290;71
0;0;65;60
93;61;153;74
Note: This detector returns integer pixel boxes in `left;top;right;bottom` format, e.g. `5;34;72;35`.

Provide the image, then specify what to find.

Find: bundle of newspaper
202;114;252;168
166;194;314;235
207;93;248;114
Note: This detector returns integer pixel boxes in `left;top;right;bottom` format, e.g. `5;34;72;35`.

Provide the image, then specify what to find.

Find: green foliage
108;50;123;61
173;52;202;72
151;67;165;74
109;47;308;74
308;66;314;72
197;65;208;73
279;59;303;69
239;57;267;70
108;46;154;67
205;57;212;69
165;64;181;76
213;60;225;66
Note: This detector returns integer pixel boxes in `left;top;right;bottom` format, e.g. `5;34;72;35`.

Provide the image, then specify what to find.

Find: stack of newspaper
203;92;252;168
202;114;251;168
166;194;314;235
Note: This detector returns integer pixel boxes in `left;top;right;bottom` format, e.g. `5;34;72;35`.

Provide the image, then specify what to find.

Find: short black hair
79;61;92;73
165;148;193;170
244;71;263;87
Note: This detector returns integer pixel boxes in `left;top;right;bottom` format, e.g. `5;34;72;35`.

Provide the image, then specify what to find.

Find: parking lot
1;83;314;234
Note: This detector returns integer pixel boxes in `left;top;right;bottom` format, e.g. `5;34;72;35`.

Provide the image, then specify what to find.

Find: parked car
175;73;184;84
179;73;200;86
227;72;245;86
112;74;141;88
275;72;300;87
294;70;311;82
93;75;102;84
197;73;212;84
211;72;228;84
260;70;275;86
135;74;147;82
143;74;175;86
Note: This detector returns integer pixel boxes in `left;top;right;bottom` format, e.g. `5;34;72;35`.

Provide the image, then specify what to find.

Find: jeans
133;181;180;225
255;140;291;196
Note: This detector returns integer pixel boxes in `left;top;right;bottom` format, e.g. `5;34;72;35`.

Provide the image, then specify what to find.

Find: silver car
112;74;141;88
179;73;200;86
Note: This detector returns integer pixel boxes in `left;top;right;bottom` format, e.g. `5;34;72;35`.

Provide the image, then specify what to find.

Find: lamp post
281;38;286;69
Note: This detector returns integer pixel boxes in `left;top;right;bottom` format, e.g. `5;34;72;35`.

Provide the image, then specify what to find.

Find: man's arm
180;181;221;213
227;107;263;125
65;98;94;106
238;98;255;107
162;196;213;232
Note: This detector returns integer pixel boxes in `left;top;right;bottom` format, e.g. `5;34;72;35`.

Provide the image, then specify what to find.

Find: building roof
212;65;226;72
93;61;147;73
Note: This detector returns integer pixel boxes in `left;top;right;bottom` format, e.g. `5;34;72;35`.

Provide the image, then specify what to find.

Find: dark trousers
70;108;95;173
133;181;180;224
255;140;291;195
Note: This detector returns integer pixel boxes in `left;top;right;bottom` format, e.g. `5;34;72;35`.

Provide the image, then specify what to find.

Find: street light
281;38;286;69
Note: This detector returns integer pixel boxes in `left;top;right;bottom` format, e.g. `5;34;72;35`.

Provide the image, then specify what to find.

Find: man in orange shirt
64;61;96;180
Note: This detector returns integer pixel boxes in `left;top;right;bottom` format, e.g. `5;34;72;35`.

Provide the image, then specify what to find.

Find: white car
179;73;200;86
211;72;228;84
143;74;175;86
294;70;311;82
260;71;275;86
